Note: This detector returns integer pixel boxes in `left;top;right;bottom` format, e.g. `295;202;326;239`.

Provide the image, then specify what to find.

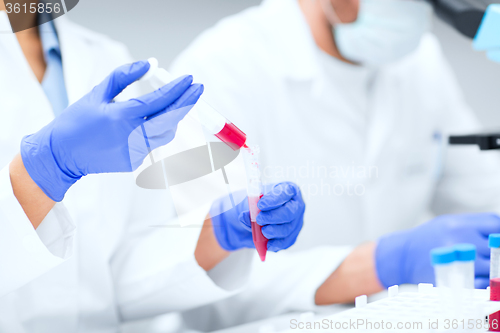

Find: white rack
279;284;500;332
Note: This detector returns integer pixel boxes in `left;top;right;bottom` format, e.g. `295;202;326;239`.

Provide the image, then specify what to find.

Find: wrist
9;154;56;229
375;229;410;288
211;214;232;251
316;242;383;305
195;217;230;271
21;127;80;202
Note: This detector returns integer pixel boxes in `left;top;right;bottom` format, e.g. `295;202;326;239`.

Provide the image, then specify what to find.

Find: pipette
242;145;268;262
489;234;500;331
139;58;247;151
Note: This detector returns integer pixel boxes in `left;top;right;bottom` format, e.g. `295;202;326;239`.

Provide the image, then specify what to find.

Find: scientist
0;2;305;332
170;0;500;329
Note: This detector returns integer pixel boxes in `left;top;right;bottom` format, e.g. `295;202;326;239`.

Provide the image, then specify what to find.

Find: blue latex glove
210;182;305;252
473;4;500;62
21;60;203;201
376;213;500;289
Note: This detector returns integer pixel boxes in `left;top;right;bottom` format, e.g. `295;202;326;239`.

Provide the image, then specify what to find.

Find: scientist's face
324;0;433;66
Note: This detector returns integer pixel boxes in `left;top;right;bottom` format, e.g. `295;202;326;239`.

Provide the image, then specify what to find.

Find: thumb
93;60;150;103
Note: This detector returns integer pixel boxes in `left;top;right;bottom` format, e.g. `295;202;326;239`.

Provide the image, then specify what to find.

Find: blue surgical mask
323;0;433;66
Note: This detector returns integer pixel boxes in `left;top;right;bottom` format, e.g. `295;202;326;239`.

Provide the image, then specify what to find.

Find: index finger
258;183;298;211
117;75;194;119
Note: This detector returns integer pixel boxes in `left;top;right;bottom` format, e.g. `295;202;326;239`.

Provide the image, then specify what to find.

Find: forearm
315;242;383;305
195;216;231;271
9;154;55;229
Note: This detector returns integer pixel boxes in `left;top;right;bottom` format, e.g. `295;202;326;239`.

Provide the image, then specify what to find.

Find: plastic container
139;58;247;151
490;234;500;332
241;145;267;262
454;243;476;289
431;246;457;288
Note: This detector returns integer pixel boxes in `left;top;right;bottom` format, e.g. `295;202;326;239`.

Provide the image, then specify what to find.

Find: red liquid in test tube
248;194;268;262
489;235;500;332
491;278;500;331
492;278;500;301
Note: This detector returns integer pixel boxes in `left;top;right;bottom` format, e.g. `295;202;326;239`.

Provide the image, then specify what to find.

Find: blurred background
66;0;500;127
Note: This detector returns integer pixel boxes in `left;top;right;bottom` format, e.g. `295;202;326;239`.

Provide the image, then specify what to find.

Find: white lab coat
170;0;500;330
0;12;257;332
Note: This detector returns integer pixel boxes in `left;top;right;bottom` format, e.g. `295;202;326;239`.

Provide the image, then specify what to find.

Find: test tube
454;243;476;289
489;234;500;332
139;58;247;151
431;246;457;288
241;145;268;262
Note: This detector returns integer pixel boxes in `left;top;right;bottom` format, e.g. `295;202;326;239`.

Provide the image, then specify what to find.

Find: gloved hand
21;60;203;202
210;182;305;252
473;4;500;62
375;213;500;289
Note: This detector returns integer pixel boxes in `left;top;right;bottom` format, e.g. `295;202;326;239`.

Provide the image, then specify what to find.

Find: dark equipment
431;1;500;150
425;0;497;38
449;133;500;150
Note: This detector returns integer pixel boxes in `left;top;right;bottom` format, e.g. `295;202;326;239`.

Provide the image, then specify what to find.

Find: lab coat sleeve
111;185;253;322
182;246;352;332
0;165;75;298
430;44;500;215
